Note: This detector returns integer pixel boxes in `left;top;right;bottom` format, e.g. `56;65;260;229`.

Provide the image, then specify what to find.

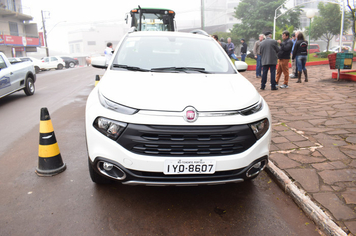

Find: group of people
254;31;309;90
213;31;309;90
212;35;247;62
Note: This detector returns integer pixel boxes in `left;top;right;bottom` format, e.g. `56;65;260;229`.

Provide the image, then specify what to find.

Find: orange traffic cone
36;107;66;176
95;75;101;86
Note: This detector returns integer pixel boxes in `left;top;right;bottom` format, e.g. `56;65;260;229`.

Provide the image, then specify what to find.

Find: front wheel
69;62;75;68
57;64;63;70
24;77;35;96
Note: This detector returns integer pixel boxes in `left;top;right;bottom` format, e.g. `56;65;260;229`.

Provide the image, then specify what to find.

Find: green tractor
127;6;176;31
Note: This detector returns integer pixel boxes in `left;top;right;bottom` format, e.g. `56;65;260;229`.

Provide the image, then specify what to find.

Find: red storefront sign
0;35;40;46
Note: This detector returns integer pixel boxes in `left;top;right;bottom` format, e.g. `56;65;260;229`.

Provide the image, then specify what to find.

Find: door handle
10;72;13;75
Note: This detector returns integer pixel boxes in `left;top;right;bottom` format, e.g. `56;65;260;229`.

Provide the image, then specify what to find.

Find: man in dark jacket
220;38;228;55
240;38;247;61
260;31;279;90
276;30;293;88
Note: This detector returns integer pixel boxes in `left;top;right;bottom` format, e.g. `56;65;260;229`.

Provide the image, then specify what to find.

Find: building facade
0;0;40;57
68;23;126;57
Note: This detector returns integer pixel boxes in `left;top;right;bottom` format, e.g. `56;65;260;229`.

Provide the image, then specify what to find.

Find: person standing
240;38;247;61
227;37;239;61
220;38;229;55
260;31;279;90
290;32;298;78
253;34;264;78
292;32;308;83
276;30;293;88
104;42;114;65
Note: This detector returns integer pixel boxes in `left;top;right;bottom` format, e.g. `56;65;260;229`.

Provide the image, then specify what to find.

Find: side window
0;56;7;69
44;58;49;62
51;57;58;62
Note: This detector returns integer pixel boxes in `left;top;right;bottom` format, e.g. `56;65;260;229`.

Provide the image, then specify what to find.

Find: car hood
99;71;260;112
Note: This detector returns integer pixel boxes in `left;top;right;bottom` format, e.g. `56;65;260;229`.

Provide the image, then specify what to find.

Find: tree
230;0;303;41
306;2;351;51
347;0;356;50
275;25;295;41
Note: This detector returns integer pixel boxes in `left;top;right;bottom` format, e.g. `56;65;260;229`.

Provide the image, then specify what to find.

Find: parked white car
19;57;44;73
40;56;65;70
323;45;351;53
0;52;36;99
86;31;271;186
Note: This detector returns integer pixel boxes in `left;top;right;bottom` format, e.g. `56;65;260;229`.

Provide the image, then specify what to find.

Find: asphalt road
0;67;322;235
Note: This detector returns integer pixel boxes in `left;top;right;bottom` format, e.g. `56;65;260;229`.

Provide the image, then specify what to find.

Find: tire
35;66;40;74
24;77;35;96
57;64;63;70
88;159;112;184
69;62;75;68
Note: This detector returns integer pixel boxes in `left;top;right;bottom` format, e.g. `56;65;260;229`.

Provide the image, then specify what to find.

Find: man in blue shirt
227;37;239;61
290;33;298;78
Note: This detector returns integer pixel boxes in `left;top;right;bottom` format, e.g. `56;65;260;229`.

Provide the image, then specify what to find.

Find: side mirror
91;57;107;69
234;61;248;72
125;14;128;24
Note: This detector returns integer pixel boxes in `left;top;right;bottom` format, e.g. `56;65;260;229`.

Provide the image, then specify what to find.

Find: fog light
103;162;113;171
253;162;261;169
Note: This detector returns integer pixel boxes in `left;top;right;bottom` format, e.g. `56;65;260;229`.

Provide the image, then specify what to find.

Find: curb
265;161;347;236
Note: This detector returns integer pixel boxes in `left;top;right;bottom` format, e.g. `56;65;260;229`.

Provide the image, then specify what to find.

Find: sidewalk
243;63;356;236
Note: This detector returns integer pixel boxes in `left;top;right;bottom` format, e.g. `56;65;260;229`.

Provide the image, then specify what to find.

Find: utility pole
41;10;49;57
201;0;204;30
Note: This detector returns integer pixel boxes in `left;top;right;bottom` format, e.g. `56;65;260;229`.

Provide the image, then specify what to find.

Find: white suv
86;31;271;186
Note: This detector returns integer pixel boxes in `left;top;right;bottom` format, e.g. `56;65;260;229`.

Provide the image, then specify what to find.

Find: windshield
112;35;236;74
132;13;173;31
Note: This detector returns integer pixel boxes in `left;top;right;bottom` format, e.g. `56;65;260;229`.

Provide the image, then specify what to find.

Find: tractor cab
127;7;176;32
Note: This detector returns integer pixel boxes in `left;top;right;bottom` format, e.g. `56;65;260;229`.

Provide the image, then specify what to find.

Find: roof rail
190;29;209;36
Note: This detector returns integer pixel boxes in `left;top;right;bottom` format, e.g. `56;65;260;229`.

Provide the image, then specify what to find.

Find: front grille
117;124;257;157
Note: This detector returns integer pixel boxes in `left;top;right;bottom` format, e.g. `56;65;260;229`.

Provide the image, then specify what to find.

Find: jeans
294;56;298;76
261;65;277;89
256;55;262;77
241;53;246;62
229;54;239;61
297;55;307;71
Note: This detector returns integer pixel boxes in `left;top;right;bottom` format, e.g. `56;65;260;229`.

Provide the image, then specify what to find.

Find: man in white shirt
104;42;114;65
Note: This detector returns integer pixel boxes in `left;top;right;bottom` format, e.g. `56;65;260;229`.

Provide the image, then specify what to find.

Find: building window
88;41;96;46
70;44;74;54
9;22;19;36
75;43;81;53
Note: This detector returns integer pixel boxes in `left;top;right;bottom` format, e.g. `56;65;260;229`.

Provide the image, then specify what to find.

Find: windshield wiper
112;64;150;72
151;67;212;74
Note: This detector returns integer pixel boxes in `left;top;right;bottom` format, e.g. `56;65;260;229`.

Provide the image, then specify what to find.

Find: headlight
240;99;263;116
98;91;138;115
249;118;269;140
93;117;127;140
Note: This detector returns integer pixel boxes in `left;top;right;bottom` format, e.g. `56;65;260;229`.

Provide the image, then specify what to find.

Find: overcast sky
21;0;202;54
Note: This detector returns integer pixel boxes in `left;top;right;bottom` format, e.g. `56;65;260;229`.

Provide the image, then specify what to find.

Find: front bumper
89;156;268;186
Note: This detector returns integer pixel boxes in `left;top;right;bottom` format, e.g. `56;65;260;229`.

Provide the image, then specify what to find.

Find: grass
230;57;257;65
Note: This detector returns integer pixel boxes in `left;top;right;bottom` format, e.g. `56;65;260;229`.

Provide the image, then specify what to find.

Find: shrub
315;51;333;58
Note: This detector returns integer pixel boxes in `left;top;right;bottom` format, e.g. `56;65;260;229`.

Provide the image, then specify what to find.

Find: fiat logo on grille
183;107;198;122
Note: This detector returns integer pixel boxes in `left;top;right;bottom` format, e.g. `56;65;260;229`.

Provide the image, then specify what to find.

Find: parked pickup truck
0;52;36;99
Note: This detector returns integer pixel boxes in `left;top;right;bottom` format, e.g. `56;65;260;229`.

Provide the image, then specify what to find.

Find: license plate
164;159;216;175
